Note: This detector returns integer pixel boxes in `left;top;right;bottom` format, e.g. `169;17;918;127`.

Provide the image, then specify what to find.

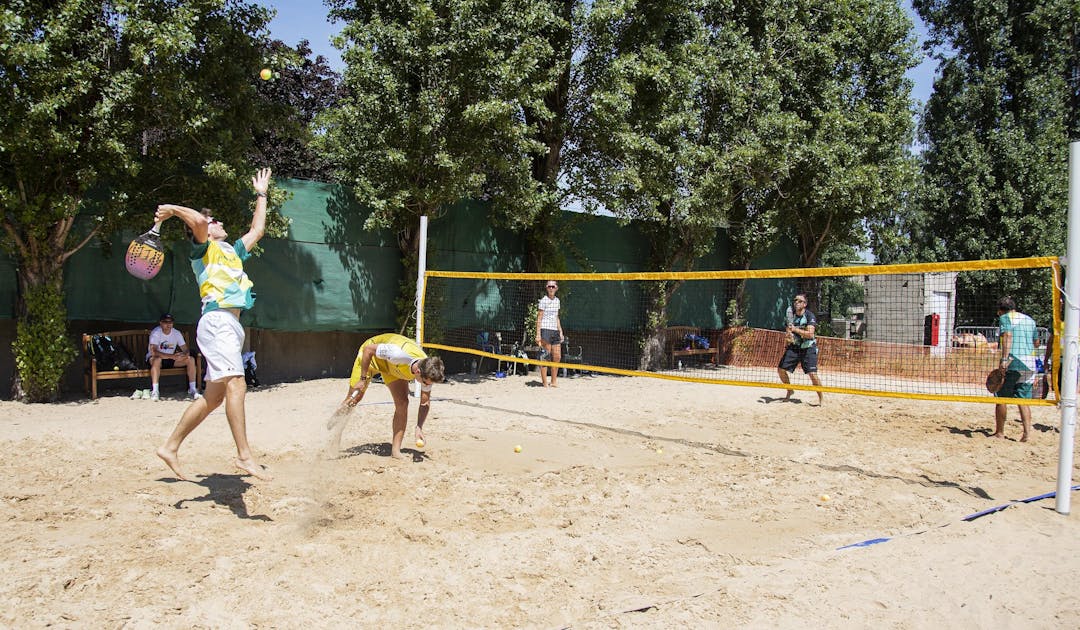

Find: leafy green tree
321;0;561;332
747;0;918;275
0;0;289;401
572;0;727;367
518;0;578;276
880;0;1079;326
250;39;342;181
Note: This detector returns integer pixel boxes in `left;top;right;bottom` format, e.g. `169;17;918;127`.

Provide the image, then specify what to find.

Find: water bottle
470;358;477;376
1036;357;1044;374
677;360;683;370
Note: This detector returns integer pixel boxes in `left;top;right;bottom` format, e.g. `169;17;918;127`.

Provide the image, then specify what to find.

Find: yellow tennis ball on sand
820;494;830;502
514;445;522;453
656;448;663;454
415;439;425;448
260;68;272;80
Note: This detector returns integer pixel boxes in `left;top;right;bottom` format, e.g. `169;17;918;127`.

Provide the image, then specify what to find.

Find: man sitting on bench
145;313;201;401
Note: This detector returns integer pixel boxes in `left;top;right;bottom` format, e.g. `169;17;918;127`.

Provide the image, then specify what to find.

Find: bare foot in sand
390;450;405;460
156;446;188;481
783;390;794;401
236;458;273;481
989;432;1005;439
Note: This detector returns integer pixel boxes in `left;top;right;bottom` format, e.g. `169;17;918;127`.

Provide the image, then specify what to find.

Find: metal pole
412;215;429;398
1057;143;1080;514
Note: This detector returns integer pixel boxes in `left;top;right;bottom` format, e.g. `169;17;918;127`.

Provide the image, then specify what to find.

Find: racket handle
150;221;163;235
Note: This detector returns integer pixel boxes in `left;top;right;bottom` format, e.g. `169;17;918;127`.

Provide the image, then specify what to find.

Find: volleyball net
419;257;1062;405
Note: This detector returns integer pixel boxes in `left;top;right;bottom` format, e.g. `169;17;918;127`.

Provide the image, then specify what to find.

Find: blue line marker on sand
838;484;1080;551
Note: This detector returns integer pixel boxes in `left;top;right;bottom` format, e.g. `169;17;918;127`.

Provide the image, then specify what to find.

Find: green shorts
995;369;1033;399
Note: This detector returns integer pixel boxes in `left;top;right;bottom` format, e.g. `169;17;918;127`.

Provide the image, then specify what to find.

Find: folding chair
560;340;585;377
476;331;498;373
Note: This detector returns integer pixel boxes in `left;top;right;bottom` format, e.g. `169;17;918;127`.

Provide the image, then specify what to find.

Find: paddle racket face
986;367;1007;393
125;222;165;280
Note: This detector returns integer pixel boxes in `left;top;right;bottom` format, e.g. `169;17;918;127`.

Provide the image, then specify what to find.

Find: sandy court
1;372;1078;628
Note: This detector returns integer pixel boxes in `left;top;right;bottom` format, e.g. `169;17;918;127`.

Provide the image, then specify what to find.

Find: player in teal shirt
993;296;1039;442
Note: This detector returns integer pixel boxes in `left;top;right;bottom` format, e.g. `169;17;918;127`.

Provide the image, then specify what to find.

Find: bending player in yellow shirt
328;333;446;459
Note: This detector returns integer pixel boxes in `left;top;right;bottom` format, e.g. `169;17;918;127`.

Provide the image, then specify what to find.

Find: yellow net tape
422;257;1062;406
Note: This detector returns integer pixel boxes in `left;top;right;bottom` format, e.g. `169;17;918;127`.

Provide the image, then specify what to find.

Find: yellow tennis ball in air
259;68;272;80
415;439;425;448
514;445;522;453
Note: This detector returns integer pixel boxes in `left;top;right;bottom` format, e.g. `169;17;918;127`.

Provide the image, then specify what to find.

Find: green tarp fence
0;178;797;331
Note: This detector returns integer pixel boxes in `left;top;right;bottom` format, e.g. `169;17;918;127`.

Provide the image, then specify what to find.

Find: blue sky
257;0;937;107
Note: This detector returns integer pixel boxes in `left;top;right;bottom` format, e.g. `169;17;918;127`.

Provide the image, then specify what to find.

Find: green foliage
736;0;918;269
0;0;298;397
320;0;559;233
12;284;76;402
250;39;342;182
523;301;540;343
573;0;725;269
819;278;865;319
725;298;746;328
879;0;1079;326
321;0;567;323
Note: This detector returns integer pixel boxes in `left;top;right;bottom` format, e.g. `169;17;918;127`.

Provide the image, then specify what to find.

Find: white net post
1058;143;1080;515
413;215;429;398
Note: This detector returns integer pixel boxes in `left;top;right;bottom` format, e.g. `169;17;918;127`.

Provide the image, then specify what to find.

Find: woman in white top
535;280;565;387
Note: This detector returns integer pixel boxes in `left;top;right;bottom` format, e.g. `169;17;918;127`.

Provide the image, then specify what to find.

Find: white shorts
197;309;245;383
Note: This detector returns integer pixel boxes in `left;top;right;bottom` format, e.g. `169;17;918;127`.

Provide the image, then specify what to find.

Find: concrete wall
864;274;925;345
863;272;957;351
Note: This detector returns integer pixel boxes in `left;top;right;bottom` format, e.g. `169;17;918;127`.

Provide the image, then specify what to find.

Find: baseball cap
159;313;174;322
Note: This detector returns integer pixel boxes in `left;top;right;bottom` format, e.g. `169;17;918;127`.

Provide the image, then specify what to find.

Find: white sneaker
130;390;143;400
149;391;160;402
188;391;203;400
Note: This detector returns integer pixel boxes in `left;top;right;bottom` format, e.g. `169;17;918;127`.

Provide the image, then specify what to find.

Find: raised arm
241;168;271;252
156;204;209;243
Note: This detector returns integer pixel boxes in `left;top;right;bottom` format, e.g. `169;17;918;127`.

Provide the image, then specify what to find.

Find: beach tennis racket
125;222;165;280
985;367;1007;393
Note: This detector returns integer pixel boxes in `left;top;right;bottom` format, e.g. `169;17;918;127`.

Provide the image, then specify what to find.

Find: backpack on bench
89;334;138;371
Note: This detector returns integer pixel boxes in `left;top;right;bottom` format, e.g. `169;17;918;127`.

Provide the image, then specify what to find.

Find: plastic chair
560;340;584;377
476;331;498;373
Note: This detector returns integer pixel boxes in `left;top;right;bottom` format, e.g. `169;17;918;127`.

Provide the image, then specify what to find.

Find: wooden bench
664;326;719;368
82;329;202;399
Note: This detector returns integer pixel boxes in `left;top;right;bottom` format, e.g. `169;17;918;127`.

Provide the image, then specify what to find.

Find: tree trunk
395;220;422;336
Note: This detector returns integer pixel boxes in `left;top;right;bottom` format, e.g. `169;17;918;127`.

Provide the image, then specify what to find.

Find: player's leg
550;339;562;387
1018;405;1033;442
777;347;797;400
1015;380;1034;442
808;372;824;405
538;339;551;387
156;387;219;481
386;379;411;459
992;403;1007;438
178;355;198;396
220;374;270;479
803;347;823;405
149;356;162;400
